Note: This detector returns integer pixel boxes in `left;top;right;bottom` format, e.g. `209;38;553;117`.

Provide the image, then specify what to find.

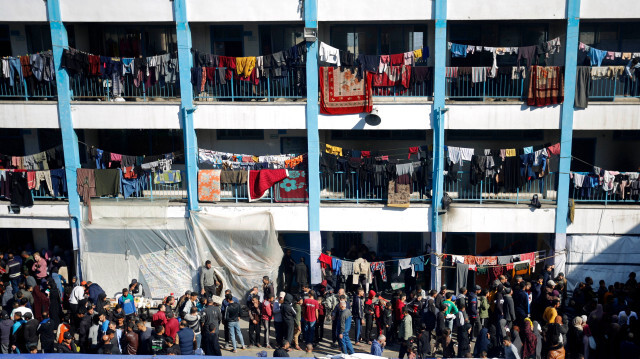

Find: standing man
352;287;365;344
295;257;309;290
224;294;245;353
31;253;47;281
302;291;319;347
263;276;275;301
200;260;218;299
337;301;354;354
6;254;21;295
281;250;296;293
261;295;274;348
118;288;137;318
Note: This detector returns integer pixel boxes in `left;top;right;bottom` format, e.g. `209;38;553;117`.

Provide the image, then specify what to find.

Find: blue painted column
430;0;447;290
46;0;83;277
554;0;581;274
305;0;321;285
174;0;199;212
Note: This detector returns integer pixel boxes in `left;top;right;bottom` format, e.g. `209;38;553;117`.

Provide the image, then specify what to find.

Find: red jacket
151;311;167;328
394;299;405;321
165;318;179;340
261;301;273;321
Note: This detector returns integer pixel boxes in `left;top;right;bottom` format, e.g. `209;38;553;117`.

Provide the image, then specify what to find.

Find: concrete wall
194;104;306;129
59;0;174;22
70;103;181;129
186;0;303;22
446;104;562;130
580;0;640;19
0;203;70;229
447;0;566;20
574;104;640;130
319;103;433;130
318;0;433;21
197;129;307;154
0;0;48;22
568;206;640;235
442;205;557;233
0;103;60;129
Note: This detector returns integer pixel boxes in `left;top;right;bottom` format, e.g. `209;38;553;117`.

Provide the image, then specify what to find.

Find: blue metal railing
444;171;558;204
69;75;180;101
372;66;434;101
320;171;431;203
445;67;525;100
571;179;640;204
589;75;640;100
0;78;57;101
219;182;275;203
194;67;306;102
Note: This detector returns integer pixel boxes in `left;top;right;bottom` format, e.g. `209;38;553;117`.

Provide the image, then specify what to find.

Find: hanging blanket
527;66;564;107
198;169;221;202
319;67;373;115
372;65;411;88
274;170;308;203
248;169;288;202
387;179;410;208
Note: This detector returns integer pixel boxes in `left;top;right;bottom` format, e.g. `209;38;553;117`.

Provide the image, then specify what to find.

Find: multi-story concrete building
1;0;639;294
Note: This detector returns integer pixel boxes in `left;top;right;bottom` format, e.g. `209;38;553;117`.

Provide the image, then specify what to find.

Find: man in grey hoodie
200;261;218;298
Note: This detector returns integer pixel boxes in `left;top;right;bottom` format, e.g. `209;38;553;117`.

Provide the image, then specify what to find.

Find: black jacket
37;319;56;352
503;294;516;322
513;288;529;319
23;319;39;345
77;315;92;345
281;294;296;323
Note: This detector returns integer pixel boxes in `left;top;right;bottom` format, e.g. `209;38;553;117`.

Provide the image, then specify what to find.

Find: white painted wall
574;104;640;130
568;207;640;235
186;0;303;22
581;0;640;19
201;205;308;232
197;129;307;154
194;104;306;129
319;103;433;130
447;0;566;20
445;103;562;130
60;0;174;22
0;204;70;229
320;206;431;232
70;103;181;129
442;205;557;233
318;0;433;21
0;103;59;128
0;0;48;22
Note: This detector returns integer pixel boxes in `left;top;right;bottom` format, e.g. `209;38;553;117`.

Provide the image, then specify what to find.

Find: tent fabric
80;208;282;300
565;235;640;291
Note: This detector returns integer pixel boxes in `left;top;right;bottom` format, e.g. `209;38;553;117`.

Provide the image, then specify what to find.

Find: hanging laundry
527;66;564;107
450;43;468;58
318;42;341;66
198;169;221;202
247;169;289;202
319;67;373;115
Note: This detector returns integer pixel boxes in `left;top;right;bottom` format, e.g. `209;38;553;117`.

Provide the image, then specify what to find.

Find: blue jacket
371;340;384;356
88;283;105;304
118;294;136;315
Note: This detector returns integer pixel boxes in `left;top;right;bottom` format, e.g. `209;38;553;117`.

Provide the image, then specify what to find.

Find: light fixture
304;27;317;43
364;108;381;126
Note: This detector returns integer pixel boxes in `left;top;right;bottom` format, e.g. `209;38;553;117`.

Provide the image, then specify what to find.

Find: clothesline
323;142;431;159
77;141;180;159
53;44;175;59
578;42;640;67
0;144;62;158
439;250;564;269
448;37;561;55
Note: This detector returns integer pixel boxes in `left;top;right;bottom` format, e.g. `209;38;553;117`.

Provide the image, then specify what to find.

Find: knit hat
368;290;376;299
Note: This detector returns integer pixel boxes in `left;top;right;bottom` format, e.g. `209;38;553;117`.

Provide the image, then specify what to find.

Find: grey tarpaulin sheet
565;235;640;291
80;204;282;299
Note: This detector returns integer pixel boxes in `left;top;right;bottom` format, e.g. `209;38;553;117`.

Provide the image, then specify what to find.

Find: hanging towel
325;144;343;156
247;169;288;202
451;43;468;58
398;258;413;276
456;263;469;294
198;169;221;202
319;42;341;66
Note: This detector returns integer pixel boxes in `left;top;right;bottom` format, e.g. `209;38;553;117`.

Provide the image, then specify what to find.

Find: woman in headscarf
581;324;595;359
511;325;524;358
587;304;604;358
47;276;63;328
546;316;566;359
32;283;50;321
522;318;538;359
567;316;584;358
474;327;491;357
457;322;472;357
487;324;503;358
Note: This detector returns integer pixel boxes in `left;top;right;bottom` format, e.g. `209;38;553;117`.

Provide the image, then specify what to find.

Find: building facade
1;0;640;292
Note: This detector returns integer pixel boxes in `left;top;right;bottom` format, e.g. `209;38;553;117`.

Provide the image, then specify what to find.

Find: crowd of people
1;246;640;359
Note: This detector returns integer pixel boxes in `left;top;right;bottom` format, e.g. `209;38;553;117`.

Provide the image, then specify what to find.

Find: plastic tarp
565;235;640;291
80;204;282;300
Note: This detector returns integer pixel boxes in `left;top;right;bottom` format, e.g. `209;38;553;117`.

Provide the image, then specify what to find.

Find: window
25;25;52;54
330;130;426;141
0;25;10;57
86;25;176;57
332;232;362;258
378;232;423;256
259;25;303;55
329;24;428;59
216;129;264;140
211;25;243;57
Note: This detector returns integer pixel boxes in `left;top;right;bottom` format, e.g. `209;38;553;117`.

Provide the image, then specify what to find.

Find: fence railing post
22;79;29;101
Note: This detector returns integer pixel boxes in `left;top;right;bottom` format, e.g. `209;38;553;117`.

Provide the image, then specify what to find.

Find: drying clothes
49;169;67;198
403;52;415;66
27;171;37;189
154;170;181;184
520;252;536;271
319;42;341;66
353;258;371;284
472;67;487;83
523;146;533;154
517;45;537;67
9;172;33;208
220;170;247;184
410;67;432;87
247;169;288;202
235;57;256;78
396;163;414;177
460;148;474;162
341;261;354;276
410;256;425;271
575;66;591;109
198;169;221;202
319;67;373;115
588;47;608;66
378;55;390;73
34;171;53;195
605;52;615;60
503;156;524;192
547;143;561;156
448;146;462;165
387;179;410;208
397;258;413;276
413;48;424;61
325;144;343;156
497;255;512;265
370;262;387;282
527;66;564;107
77;169;96;223
456;263;469;294
357;54;381;77
332;258;342;275
451;43;468;58
318;253;333;270
94;169;121;197
371;65;411;89
340;51;355;67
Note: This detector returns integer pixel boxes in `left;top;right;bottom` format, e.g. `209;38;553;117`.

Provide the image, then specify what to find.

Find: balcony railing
589;76;640;100
445;67;525;101
571;177;640;204
320;171;431;203
444;171;557;204
194;67;306;102
69;75;180;101
373;66;434;101
0;78;57;101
